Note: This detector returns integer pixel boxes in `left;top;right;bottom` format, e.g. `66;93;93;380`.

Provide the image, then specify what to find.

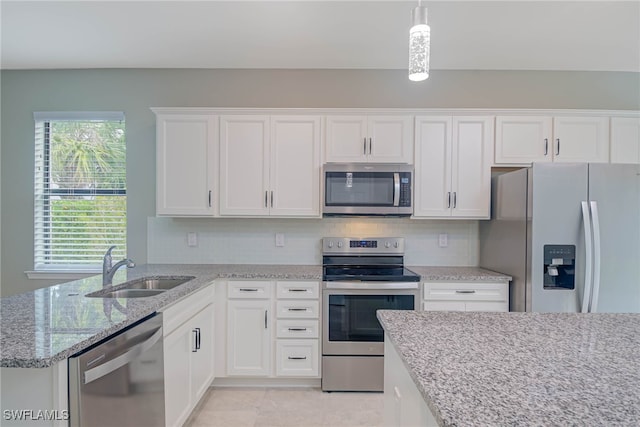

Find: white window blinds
34;112;127;271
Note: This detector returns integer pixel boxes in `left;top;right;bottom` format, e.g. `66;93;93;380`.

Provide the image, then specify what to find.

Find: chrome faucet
103;245;135;286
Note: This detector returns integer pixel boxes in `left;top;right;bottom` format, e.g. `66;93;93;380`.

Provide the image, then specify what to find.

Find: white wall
148;217;479;266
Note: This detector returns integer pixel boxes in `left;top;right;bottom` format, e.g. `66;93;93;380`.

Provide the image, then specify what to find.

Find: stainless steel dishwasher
68;313;165;427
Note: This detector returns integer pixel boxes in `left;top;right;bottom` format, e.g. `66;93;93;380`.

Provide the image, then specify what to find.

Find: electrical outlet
275;233;285;247
438;233;448;248
187;232;198;247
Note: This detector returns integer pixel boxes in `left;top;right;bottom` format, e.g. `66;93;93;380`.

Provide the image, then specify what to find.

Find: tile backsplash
147;217;479;266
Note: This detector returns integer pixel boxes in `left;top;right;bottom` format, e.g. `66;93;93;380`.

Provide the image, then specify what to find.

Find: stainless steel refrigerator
479;163;640;313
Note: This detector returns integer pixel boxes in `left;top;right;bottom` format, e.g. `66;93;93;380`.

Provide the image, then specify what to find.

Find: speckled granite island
378;310;640;427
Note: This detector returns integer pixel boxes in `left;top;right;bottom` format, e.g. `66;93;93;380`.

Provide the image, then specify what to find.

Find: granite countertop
408;266;511;282
0;264;322;368
377;310;640;426
0;264;509;369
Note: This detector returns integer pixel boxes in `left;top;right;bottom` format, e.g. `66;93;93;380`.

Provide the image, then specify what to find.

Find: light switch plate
438;233;448;248
187;232;198;247
275;233;285;247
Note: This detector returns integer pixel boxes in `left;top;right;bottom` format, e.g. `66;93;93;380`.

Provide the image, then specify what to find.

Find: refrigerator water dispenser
543;245;576;289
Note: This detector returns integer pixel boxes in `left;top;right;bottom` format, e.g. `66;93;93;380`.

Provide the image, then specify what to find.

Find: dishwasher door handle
83;326;163;385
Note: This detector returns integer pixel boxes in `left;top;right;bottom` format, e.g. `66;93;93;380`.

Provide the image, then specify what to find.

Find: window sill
25;270;99;280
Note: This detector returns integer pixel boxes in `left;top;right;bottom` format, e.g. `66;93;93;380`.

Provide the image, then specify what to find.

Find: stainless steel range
321;237;420;392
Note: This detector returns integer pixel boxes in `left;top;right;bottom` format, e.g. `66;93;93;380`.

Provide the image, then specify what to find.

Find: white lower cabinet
383;337;436;427
422;281;509;312
224;280;320;379
162;286;215;427
275;339;319;377
227;299;272;376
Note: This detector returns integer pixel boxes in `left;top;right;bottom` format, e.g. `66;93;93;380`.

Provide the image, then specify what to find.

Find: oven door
322;282;418;356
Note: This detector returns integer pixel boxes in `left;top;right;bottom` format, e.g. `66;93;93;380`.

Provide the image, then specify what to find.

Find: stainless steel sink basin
91;289;167;298
119;276;195;290
86;275;195;298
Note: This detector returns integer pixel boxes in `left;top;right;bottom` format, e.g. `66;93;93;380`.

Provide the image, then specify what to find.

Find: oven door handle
393;173;400;207
324;282;418;290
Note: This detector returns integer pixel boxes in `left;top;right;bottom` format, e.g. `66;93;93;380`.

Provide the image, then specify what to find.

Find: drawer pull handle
239;288;259;292
288;356;307;360
288;308;307;311
455;290;476;294
288;328;308;332
288;289;308;292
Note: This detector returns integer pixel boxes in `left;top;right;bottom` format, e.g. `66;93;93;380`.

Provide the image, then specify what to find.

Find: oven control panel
322;237;405;254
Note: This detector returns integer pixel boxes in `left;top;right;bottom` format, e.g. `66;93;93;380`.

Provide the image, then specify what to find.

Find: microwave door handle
393;173;400;207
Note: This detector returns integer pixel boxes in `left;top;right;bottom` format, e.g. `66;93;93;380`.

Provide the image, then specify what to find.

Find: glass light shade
409;23;430;82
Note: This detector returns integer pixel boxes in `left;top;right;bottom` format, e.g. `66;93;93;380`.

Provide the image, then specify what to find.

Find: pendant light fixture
408;0;430;82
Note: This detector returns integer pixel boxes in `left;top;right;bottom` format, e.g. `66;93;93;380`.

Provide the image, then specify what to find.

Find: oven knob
337;242;343;248
385;242;391;248
328;241;334;248
394;241;399;248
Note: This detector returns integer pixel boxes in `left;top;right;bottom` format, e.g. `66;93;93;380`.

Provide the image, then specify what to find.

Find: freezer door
530;163;588;312
588;164;640;313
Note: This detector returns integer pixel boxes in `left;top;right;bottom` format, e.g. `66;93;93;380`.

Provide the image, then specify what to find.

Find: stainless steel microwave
323;163;413;216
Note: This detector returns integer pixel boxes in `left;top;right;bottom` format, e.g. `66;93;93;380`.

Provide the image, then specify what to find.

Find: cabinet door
270;116;321;216
190;305;214;405
552;116;609;163
227;300;271;376
413;116;453;218
219;115;270;215
325;116;368;162
451;116;493;219
494;116;552;164
610;117;640;164
465;301;508;312
164;320;192;427
156;114;217;216
368;116;414;163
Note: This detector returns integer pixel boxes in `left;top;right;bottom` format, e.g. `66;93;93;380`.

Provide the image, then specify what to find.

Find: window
33;112;126;272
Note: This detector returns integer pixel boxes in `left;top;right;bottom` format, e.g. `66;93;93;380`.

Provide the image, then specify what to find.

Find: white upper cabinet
220;115;271;216
325;115;413;163
610;117;640;164
552;116;609;163
270;116;322;216
220;115;321;217
414;116;493;219
494;115;609;165
155;113;218;216
495;116;553;164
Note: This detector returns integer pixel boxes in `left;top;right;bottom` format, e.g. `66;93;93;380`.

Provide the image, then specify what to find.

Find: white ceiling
1;0;639;72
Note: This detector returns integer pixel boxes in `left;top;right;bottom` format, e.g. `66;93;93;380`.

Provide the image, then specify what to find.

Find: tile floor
185;387;384;427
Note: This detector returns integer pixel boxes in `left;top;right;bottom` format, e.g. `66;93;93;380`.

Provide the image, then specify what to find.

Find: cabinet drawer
228;281;271;299
276;319;319;339
465;301;508;312
276;300;319;319
423;282;508;302
276;339;319;377
276;281;319;299
422;300;466;312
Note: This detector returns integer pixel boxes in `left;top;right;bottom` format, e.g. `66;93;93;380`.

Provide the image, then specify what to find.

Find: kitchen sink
117;276;195;290
85;275;195;298
90;289;167;298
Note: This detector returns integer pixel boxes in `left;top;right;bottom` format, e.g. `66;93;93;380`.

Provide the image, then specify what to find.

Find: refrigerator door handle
581;201;594;313
589;201;602;313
